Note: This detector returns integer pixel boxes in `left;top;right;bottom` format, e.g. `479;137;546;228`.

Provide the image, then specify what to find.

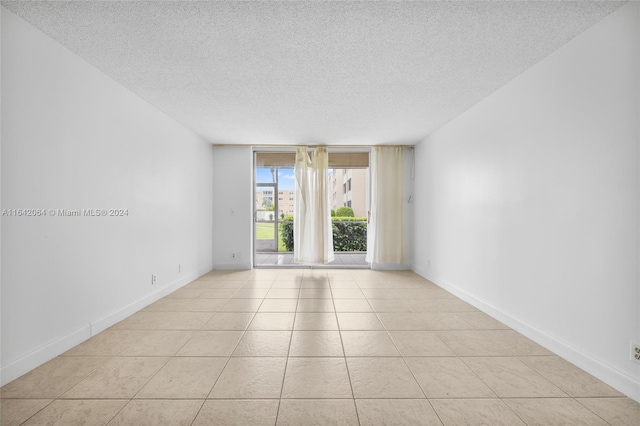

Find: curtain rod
211;144;416;148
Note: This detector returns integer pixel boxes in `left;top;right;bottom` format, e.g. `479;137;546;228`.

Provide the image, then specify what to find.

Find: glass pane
275;168;295;220
256;167;276;184
255;184;276;252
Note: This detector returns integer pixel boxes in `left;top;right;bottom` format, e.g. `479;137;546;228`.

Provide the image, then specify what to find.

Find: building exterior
255;189;295;218
276;190;295;217
329;169;368;217
255;189;273;210
257;170;367;219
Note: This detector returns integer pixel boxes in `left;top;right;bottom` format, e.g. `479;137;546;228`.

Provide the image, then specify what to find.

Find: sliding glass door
253;149;371;268
254;152;296;265
255;183;278;252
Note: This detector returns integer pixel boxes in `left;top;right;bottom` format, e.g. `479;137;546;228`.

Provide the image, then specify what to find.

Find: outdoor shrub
335;206;354;217
332;220;367;251
279;216;367;252
280;215;294;251
331;209;336;217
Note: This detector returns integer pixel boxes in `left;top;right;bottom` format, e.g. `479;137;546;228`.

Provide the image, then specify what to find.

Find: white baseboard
411;265;640;403
0;266;211;386
213;261;252;270
90;267;211;335
372;262;411;271
0;325;90;386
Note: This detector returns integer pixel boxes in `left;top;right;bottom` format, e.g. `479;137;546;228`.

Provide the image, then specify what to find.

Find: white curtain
366;146;405;264
294;146;334;264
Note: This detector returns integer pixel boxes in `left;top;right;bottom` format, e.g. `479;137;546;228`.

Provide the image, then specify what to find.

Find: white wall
413;2;639;401
0;5;4;379
212;146;253;269
1;8;214;384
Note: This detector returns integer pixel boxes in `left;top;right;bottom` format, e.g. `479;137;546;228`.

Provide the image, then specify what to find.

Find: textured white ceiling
2;1;625;145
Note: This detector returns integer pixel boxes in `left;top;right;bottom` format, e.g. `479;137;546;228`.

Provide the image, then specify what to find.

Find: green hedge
335;206;354;217
279;216;367;252
281;216;294;251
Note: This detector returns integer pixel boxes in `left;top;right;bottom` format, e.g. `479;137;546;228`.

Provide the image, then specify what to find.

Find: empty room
1;1;639;425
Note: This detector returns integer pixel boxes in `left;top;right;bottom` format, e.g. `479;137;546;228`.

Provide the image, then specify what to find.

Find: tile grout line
435;320;561;424
28;339;149;425
4;270;637;424
172;283;244;426
369;277;447;426
273;277;301;426
570;398;616;426
330;272;362;426
189;277;257;426
101;348;175;424
15;399;57;426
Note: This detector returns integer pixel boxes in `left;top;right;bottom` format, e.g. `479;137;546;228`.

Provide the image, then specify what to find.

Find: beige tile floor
1;269;639;425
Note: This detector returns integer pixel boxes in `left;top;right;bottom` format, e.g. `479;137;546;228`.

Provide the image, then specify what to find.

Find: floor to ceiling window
253;150;370;268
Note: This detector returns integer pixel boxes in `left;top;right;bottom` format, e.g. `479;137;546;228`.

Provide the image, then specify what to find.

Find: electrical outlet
151;274;157;285
631;341;640;363
232;252;236;259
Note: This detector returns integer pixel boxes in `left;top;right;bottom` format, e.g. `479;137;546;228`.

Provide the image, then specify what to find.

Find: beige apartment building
256;169;368;219
329;168;368;217
276;190;295;217
255;189;273;210
255;189;295;218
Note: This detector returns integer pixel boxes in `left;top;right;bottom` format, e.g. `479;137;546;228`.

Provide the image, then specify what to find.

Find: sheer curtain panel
366;146;405;264
294;146;334;264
